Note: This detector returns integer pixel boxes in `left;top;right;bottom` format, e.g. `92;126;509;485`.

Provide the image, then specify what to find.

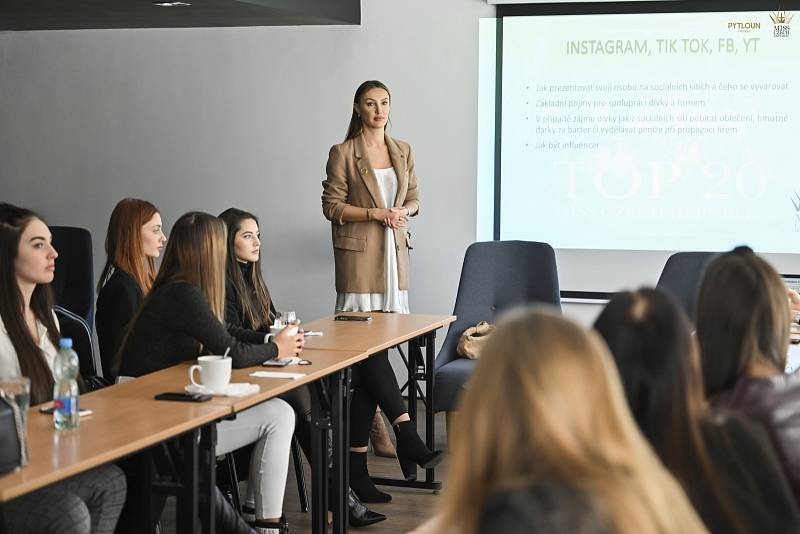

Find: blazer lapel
386;134;408;207
353;133;386;209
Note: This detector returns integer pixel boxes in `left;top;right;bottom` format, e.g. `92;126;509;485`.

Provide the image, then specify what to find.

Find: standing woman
0;203;127;534
96;198;166;381
322;81;443;501
322;80;417;314
117;211;296;534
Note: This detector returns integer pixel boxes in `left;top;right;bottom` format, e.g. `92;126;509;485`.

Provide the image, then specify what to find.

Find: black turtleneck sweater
225;261;278;347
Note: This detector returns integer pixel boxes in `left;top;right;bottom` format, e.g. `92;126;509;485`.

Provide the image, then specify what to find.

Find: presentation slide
500;11;798;253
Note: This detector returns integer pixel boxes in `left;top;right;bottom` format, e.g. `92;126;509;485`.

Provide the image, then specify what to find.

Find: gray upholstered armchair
433;241;561;437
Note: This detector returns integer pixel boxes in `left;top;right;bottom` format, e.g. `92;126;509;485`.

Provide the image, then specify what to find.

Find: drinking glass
0;376;31;465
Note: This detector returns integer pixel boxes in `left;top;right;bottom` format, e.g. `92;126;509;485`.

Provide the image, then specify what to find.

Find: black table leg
199;423;217;534
176;429;200;534
330;369;350;534
424;331;437;485
310;380;330;534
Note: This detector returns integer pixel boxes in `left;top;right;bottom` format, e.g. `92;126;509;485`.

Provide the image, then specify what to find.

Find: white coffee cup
189;356;232;394
270;323;299;337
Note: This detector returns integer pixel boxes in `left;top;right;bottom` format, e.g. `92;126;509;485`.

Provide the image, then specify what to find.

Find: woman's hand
788;289;800;314
384;207;409;228
367;207;408;227
273;322;305;358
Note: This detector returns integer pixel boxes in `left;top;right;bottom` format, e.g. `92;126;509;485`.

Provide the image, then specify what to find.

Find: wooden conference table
301;313;456;490
0;395;229;534
0;312;455;534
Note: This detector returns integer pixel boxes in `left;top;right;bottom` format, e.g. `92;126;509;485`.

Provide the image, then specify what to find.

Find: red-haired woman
96;198;165;380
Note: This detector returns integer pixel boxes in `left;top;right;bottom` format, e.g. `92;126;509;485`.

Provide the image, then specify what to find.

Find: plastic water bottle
53;338;80;431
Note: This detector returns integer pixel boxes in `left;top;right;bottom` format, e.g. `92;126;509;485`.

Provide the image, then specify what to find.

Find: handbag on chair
456;321;496;360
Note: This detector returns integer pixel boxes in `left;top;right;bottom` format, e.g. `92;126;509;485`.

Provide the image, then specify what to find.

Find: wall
0;0;495;334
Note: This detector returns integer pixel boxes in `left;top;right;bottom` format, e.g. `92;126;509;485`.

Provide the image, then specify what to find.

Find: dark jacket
96;269;143;380
118;281;276;377
691;413;800;533
224;262;277;346
712;373;800;507
478;480;609;534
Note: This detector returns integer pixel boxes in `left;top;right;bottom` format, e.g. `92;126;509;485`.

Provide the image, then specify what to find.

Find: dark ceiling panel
0;0;360;30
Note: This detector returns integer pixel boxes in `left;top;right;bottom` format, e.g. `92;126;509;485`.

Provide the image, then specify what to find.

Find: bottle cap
59;338;73;349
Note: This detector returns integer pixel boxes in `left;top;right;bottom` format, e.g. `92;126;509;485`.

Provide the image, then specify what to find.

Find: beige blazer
322;133;420;293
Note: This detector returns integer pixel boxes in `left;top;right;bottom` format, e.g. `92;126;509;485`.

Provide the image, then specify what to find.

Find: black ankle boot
252;516;289;534
349;488;387;527
214;487;258;534
349;451;392;503
393;420;445;481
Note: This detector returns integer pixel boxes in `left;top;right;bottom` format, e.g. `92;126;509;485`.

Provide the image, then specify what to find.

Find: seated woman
696;246;800;505
96;198;165;381
0;203;127;534
594;288;799;533
219;208;440;504
218;207;385;527
433;306;706;534
117;211;295;534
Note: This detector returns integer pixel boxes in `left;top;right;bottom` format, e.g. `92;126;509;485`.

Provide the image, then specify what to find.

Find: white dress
336;167;410;314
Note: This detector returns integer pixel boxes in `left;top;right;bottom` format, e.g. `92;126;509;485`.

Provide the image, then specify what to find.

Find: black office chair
51;226;95;329
53;305;109;390
656;251;718;323
433;241;561;420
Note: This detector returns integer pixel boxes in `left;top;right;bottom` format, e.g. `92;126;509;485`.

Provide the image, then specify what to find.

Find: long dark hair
98;198;159;293
344;80;391;141
696;246;789;397
594;288;745;533
0;203;59;404
218;208;273;330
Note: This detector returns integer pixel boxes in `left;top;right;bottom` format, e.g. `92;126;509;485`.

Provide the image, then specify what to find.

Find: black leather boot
349;487;387;527
393;420;445;481
349;450;392;503
252;515;290;534
215;487;258;534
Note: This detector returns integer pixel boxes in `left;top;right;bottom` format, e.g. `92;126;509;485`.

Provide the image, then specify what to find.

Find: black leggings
279;351;407;451
350;350;408;447
280;386;312;461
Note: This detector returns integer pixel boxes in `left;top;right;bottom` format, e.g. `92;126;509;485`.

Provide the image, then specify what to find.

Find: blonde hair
437;307;708;534
151;211;227;320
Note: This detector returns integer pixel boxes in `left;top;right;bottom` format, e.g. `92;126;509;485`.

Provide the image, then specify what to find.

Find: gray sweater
118;281;277;377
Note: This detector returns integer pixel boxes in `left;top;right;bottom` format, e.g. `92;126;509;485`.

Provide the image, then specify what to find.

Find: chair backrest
50;226;94;329
656;251;718;322
435;241;561;370
53;305;99;378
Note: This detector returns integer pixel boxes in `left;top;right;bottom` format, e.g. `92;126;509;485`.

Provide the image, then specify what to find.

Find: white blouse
336;167;410;314
0;312;60;378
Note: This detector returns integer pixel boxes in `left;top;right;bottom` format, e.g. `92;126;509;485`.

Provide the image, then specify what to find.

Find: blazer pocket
405;231;413;250
334;234;366;252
